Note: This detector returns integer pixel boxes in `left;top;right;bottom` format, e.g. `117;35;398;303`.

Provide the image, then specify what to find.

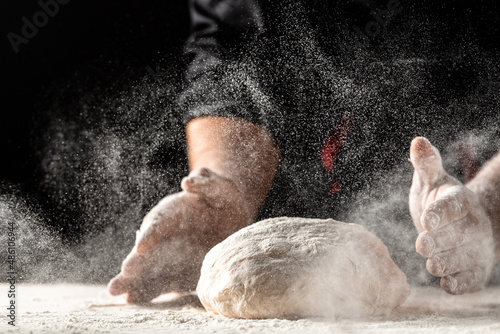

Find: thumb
410;137;446;186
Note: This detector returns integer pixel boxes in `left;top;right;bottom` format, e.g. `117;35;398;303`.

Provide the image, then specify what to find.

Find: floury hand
107;168;250;303
409;137;495;294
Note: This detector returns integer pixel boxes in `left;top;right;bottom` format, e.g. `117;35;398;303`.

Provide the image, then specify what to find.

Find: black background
2;1;190;192
3;0;500;197
2;0;500;234
2;1;500;285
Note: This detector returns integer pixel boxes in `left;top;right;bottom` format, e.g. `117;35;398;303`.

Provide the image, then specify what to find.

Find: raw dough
196;217;410;319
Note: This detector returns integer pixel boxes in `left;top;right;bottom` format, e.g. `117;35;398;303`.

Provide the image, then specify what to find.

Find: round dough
196;217;410;319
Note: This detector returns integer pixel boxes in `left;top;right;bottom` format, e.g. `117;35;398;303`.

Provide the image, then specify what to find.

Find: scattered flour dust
1;284;500;334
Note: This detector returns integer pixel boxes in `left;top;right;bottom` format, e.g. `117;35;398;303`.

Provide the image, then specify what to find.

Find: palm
108;168;250;303
409;137;495;294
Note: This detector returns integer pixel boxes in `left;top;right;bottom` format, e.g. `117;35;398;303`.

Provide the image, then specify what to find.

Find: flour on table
197;217;410;319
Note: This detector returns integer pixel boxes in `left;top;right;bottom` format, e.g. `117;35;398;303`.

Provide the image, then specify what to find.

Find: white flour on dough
197;217;410;319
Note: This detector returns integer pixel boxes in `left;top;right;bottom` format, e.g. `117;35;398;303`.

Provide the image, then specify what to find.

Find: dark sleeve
178;0;266;125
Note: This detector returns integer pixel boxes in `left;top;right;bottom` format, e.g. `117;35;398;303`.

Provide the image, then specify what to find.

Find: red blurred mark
330;182;341;195
454;143;479;182
321;116;354;195
321;116;354;172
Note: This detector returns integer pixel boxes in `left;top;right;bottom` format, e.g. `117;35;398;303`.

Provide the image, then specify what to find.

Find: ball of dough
197;217;410;319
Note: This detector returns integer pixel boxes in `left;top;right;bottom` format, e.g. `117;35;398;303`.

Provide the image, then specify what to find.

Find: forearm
466;152;500;261
186;116;280;221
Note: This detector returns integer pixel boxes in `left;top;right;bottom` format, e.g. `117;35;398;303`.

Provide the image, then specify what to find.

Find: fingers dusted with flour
420;187;473;232
409;137;459;233
135;193;187;254
181;167;247;209
134;168;250;255
410;137;447;187
108;117;281;303
467;151;500;262
409;137;495;294
108;168;250;302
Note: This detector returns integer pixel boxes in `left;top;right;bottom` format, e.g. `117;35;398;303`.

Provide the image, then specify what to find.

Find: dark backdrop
2;1;190;191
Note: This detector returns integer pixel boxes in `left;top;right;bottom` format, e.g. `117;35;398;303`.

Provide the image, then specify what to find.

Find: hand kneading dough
197;217;410;319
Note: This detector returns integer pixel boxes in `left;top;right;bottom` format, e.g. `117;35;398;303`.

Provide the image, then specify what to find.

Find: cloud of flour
251;1;500;286
5;56;189;283
6;0;500;288
0;186;78;282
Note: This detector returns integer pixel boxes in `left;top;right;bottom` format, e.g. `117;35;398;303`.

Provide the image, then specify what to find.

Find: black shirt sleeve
179;0;266;125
